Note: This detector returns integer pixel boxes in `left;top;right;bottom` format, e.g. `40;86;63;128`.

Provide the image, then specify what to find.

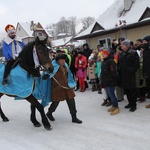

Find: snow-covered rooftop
51;36;73;47
44;29;53;38
57;33;71;36
19;22;33;37
75;0;150;38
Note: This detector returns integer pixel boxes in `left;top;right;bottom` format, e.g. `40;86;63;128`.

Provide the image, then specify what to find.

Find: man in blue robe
2;24;25;85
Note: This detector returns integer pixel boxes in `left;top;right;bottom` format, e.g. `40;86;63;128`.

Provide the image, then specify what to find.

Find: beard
10;35;16;39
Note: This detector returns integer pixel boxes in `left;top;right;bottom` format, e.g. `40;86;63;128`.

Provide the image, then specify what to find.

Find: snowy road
0;87;150;150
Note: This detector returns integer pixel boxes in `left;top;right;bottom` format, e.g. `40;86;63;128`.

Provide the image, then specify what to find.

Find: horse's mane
18;41;40;77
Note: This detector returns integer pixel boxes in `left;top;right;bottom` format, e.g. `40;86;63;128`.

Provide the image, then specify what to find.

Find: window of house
98;37;112;48
38;33;42;36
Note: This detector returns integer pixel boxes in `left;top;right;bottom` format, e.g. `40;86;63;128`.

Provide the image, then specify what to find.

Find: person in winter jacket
75;50;87;92
82;43;92;61
87;53;97;91
114;46;124;102
100;49;119;115
141;35;150;108
118;39;139;112
135;39;146;103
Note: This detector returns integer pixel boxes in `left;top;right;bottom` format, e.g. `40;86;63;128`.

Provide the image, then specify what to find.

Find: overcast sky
0;0;116;35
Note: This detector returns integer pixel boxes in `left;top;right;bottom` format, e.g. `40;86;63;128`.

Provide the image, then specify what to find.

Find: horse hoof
34;123;42;127
3;118;9;122
44;126;53;130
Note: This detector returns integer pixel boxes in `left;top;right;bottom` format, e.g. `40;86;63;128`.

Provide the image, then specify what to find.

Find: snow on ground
0;86;150;150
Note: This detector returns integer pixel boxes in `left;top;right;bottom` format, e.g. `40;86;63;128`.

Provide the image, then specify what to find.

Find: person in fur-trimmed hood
46;53;82;124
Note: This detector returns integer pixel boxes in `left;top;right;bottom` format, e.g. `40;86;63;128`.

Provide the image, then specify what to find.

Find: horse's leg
30;104;41;127
0;93;9;122
26;95;52;130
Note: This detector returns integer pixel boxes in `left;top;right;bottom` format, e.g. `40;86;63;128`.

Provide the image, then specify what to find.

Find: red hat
5;24;15;34
102;49;110;56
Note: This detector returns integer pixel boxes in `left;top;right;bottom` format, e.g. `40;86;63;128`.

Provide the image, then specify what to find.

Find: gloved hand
82;68;85;72
42;74;50;80
139;79;144;86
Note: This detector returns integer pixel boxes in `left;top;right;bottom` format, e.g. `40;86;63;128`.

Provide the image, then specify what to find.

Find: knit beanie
143;35;150;43
121;39;131;48
102;49;110;56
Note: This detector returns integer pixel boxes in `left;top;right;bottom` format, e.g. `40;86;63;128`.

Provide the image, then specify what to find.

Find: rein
52;76;72;90
33;46;40;68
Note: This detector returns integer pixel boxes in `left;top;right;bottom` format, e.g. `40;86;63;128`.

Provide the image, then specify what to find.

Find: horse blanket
0;63;51;107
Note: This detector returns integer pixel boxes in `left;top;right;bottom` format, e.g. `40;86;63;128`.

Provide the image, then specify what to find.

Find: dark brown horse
0;37;54;130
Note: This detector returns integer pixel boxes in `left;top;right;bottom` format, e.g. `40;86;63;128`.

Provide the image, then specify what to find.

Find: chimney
30;21;34;31
124;0;134;11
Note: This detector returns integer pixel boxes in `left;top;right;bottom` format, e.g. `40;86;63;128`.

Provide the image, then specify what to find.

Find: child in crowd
87;53;97;91
75;50;87;92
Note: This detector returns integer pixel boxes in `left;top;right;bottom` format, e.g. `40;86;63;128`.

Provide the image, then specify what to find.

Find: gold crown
7;26;15;32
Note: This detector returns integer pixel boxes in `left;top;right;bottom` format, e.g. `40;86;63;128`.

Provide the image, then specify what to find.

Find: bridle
33;44;52;73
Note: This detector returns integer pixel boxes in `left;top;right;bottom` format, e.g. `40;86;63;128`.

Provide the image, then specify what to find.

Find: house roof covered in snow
51;36;73;47
17;22;53;38
18;22;33;37
75;0;150;39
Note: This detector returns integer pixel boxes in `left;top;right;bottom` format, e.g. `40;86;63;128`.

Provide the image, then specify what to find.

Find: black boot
46;112;55;121
101;99;107;106
94;83;98;91
129;107;136;112
105;100;112;107
92;84;95;91
71;114;82;124
124;104;131;109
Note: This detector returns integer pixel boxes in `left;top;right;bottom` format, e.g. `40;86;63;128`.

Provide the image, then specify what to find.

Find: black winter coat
83;48;92;60
143;43;150;78
100;56;118;87
118;49;139;89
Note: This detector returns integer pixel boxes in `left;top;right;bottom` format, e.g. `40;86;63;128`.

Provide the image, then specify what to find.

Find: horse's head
34;36;54;73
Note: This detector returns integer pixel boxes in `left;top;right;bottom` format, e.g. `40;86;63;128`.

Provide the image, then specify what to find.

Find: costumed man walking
46;53;82;124
2;24;25;85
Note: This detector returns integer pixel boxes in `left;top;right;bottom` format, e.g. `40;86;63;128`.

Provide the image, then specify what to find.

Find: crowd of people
1;23;150;118
50;35;150;116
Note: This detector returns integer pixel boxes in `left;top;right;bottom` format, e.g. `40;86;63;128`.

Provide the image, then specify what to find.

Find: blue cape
0;63;51;107
50;60;76;88
40;60;76;106
0;63;34;97
0;60;76;107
